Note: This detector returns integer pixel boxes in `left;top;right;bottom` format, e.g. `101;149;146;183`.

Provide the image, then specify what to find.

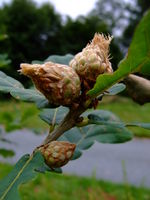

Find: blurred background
0;0;150;199
0;0;149;83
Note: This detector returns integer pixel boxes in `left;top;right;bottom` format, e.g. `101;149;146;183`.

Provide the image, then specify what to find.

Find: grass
0;162;150;200
0;99;47;132
0;96;150;137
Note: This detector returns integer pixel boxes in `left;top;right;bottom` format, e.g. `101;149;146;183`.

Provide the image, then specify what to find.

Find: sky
0;0;97;19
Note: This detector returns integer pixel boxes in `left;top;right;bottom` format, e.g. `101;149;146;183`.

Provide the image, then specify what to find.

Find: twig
124;74;150;105
42;104;87;145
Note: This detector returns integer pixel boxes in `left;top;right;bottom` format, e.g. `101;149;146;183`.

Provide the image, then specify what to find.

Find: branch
124;74;150;105
41;74;150;145
42;104;87;145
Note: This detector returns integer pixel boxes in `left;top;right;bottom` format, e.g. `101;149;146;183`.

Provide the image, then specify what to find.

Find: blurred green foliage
0;54;11;68
122;0;150;49
0;0;121;84
0;0;149;84
0;34;11;68
0;0;62;83
0;100;47;132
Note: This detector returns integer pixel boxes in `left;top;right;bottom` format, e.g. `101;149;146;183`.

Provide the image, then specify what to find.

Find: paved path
0;129;150;187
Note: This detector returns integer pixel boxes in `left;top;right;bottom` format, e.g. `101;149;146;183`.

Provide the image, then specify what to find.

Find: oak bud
20;62;81;106
39;141;76;168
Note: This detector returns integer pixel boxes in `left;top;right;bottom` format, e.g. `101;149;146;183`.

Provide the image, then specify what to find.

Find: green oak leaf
106;83;126;95
39;107;69;125
0;71;55;109
58;110;133;160
87;111;150;131
88;10;150;98
32;54;74;65
0;152;45;200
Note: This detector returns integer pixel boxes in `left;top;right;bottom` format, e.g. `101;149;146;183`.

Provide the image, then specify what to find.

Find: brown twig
42;104;87;145
124;74;150;105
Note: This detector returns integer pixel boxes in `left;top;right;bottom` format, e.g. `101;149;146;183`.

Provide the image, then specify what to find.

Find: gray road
0;129;150;187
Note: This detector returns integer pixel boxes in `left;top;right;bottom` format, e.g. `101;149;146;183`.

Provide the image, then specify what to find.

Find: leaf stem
76;117;89;127
43;105;87;144
49;108;58;133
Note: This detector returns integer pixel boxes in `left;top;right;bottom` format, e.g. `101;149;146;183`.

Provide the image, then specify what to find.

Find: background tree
89;0;131;37
0;0;62;82
0;0;130;81
60;15;109;54
122;0;150;49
